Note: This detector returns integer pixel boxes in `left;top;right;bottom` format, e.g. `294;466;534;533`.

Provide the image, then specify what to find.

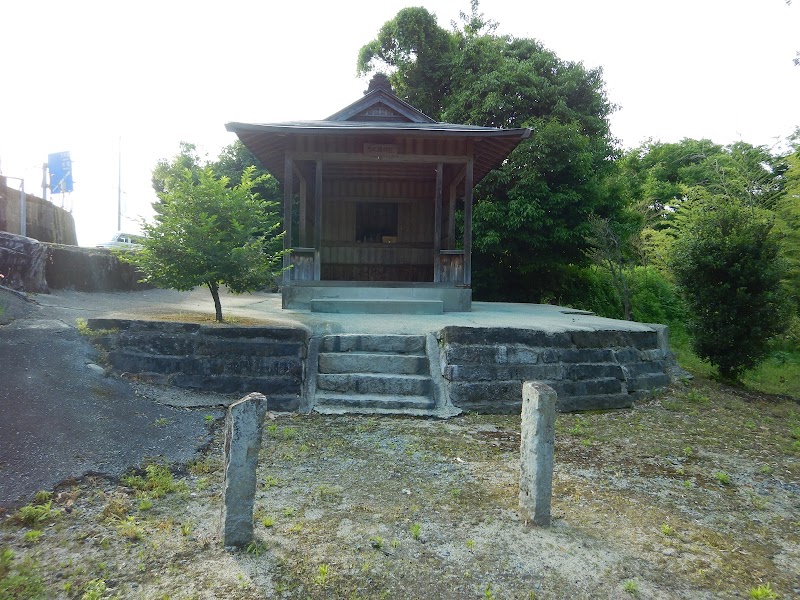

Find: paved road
0;291;216;507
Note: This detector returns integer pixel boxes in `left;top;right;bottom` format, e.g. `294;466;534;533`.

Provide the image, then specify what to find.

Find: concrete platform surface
34;287;658;336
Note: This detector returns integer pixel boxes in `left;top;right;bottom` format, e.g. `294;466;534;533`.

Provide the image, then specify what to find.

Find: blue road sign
48;151;73;193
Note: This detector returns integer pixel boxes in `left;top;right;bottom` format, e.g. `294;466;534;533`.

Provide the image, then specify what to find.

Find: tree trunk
207;281;223;322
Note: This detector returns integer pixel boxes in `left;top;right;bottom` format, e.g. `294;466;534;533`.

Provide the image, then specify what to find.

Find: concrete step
316;372;432;396
318;352;428;375
314;392;436;412
311;298;443;314
320;334;426;354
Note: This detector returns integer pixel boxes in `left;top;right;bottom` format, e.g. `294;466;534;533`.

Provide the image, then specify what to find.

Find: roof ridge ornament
365;73;394;96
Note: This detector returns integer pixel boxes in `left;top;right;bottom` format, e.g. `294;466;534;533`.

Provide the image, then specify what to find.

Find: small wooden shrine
226;74;530;312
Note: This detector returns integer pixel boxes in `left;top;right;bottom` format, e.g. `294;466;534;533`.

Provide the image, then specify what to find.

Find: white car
96;233;144;250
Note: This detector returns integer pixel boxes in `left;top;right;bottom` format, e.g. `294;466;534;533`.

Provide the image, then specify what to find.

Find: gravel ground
1;381;798;599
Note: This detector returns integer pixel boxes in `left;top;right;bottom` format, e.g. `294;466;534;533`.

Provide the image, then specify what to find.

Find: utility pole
4;176;26;237
42;163;48;202
117;136;122;231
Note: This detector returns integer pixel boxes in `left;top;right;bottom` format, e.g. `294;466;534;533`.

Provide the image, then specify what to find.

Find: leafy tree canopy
358;1;623;301
618;138;791;275
131;167;285;322
151;141;204;197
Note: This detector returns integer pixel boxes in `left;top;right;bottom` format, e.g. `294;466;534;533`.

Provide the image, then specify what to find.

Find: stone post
519;381;556;526
220;392;267;548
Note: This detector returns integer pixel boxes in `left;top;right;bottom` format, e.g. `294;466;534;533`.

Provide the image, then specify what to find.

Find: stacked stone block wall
88;319;308;411
438;326;672;413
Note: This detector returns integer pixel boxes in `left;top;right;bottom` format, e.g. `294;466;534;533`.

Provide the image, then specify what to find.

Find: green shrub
629;266;686;325
671;201;791;380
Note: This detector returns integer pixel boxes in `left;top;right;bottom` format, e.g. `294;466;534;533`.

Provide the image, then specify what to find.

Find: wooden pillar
298;171;308;247
448;184;456;250
448;166;465;250
433;163;443;282
463;156;474;286
314;159;322;281
282;155;293;285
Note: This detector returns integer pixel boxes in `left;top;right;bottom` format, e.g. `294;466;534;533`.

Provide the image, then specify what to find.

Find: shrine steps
310;334;459;418
282;282;472;312
311;298;443;314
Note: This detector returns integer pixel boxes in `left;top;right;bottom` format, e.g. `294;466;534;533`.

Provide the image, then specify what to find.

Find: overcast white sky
1;0;798;246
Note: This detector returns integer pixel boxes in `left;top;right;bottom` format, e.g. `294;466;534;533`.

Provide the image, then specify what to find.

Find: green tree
210;140;279;202
620;138;790;273
131;167;285;322
671;200;790;380
358;3;622;302
151;141;205;197
774;130;800;310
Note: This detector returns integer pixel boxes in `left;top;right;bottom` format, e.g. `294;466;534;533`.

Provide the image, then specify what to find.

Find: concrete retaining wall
0;178;77;245
0;231;149;293
0;232;49;292
45;244;150;292
438;326;672;413
88;319;308;411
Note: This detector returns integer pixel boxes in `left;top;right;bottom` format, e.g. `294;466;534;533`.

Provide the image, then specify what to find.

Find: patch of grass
749;583;779;599
14;500;60;526
22;530;43;544
622;579;639;594
369;536;384;550
75;318;118;340
685;389;710;403
80;578;108;600
0;549;45;599
742;350;800;397
315;485;343;503
122;463;184;498
101;497;129;521
33;490;52;504
659;523;675;536
673;328;800;397
0;548;13;578
314;563;330;586
262;475;281;490
245;540;268;556
409;523;421;540
483;582;496;599
116;516;144;541
287;522;303;534
714;471;732;485
261;516;275;528
188;456;219;475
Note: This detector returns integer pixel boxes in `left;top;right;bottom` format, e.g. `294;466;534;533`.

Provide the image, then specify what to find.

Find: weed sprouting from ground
13;500;60;526
622;579;639;594
749;583;779;599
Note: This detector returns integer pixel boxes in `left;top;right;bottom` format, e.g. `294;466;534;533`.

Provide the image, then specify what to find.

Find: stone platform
66;288;680;416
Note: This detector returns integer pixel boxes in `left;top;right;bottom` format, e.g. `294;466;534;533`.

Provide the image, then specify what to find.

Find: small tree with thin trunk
129;167;285;322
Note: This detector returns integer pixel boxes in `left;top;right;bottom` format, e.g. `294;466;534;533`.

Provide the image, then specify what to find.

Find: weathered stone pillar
519;381;556;526
220;392;267;548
